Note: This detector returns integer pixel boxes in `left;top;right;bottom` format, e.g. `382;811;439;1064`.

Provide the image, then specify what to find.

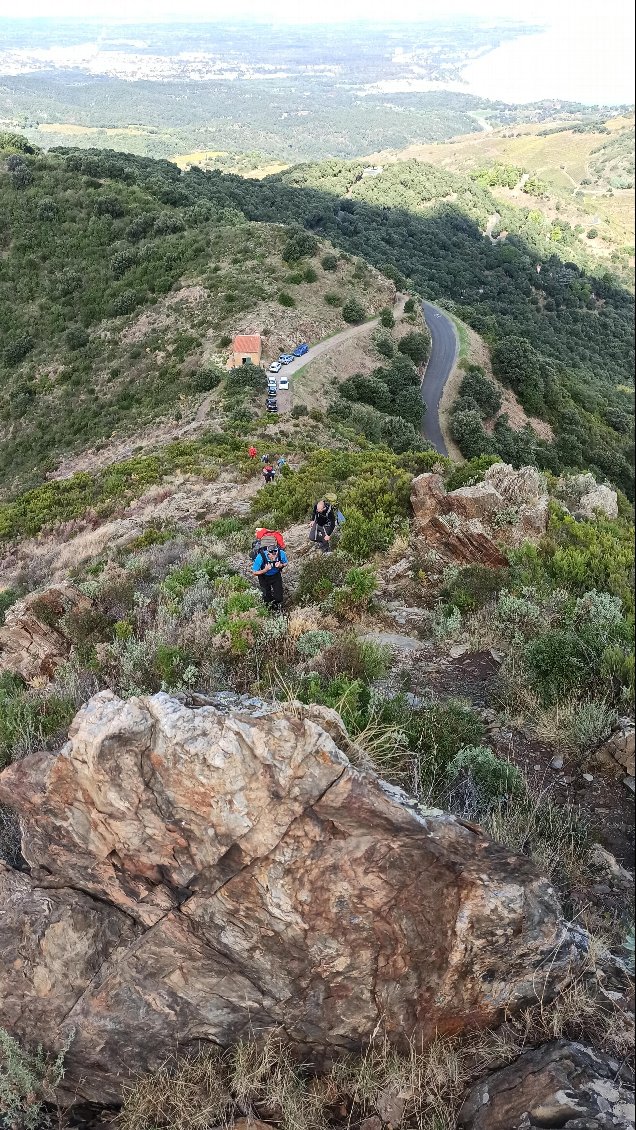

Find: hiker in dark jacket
252;541;288;612
309;499;336;552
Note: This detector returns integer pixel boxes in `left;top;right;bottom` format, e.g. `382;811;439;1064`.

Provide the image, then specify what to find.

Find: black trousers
258;572;284;610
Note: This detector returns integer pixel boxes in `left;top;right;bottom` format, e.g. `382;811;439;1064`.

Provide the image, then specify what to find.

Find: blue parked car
293;343;309;357
279;354;294;365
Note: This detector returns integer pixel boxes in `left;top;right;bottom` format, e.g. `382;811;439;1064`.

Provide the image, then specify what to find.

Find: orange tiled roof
233;334;261;353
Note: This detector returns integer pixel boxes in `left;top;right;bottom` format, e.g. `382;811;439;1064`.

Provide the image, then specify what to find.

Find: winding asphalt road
421;301;459;457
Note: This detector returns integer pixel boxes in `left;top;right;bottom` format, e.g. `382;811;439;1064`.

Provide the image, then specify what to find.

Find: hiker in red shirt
248;445;257;459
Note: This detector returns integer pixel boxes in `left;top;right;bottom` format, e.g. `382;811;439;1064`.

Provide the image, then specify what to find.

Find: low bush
278;291;296;307
0;675;76;769
318;634;390;682
0;588;18;626
397;330;429;366
445;744;524;809
324;291;342;307
409;698;486;794
0;1028;70;1130
296;629;333;658
342;298;366;324
331;567;378;617
445;454;502;491
458;366;502;418
443;563;508;613
339;509;394;563
294;554;346;604
379;307;395;328
321;253;338;271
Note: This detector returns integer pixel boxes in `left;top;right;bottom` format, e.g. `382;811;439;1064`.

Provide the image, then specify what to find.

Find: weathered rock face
458;1040;635;1129
593;718;636;779
558;472;619;521
412;464;619;572
412;463;552;568
411;471;511;568
0;584;90;684
0;692;577;1104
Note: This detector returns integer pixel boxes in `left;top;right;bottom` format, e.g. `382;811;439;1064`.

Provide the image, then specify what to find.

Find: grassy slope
365;114;635;267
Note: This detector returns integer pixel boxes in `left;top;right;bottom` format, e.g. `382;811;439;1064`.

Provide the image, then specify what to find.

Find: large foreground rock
459;1040;635;1129
0;692;577;1104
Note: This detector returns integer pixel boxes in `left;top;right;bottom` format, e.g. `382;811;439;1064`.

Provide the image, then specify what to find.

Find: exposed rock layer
0;692;576;1104
0;583;89;683
459;1040;635;1129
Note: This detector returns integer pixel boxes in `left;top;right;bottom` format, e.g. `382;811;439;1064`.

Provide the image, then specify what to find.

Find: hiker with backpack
309;497;338;552
251;532;287;613
262;462;276;484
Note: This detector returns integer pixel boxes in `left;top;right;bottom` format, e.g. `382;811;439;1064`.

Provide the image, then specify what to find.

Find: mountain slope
0;139;393;492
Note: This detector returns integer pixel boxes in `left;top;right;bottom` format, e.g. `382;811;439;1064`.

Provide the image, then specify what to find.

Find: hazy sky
0;0;633;104
0;0;629;22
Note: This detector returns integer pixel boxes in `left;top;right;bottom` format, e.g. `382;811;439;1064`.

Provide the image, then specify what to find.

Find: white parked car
278;375;289;391
269;361;282;373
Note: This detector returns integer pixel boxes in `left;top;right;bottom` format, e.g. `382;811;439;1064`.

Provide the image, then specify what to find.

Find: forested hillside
0;136;394;491
0;135;634;497
219;158;634;495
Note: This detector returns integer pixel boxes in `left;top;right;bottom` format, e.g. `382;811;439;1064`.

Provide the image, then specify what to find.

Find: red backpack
250;528;286;562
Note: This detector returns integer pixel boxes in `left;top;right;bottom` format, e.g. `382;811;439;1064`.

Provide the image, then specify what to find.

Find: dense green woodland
0;138;633;496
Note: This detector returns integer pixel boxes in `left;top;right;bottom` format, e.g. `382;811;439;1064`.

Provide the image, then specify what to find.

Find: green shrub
296;629;333;658
331;566;378;616
0;589;18;626
374;333;396;359
205;516;249;539
0;680;76;769
443;564;508;613
319;634;390;682
458;367;502;418
190;365;224;393
282;229;318;263
410;699;486;791
339;510;394;563
291;403;309;418
324;291;342;307
125;527;173;551
446;745;524;802
304;266;318;283
154;644;196;689
445;454;502;491
342;298;366;324
403;297;417;314
321;253;339;271
397;330;429;366
65;325;89;351
379;307;395;328
294;554;346;604
278;291;296;308
0;1027;70;1130
523;629;587;704
297;674;371;731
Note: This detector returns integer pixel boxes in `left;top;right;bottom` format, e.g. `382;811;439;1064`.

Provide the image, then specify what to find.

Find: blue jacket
252;549;288;577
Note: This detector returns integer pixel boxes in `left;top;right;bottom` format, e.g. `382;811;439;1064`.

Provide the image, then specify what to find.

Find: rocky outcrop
0;584;89;684
0;691;577;1105
412;463;620;571
592;718;635;780
558;472;619;521
459;1040;635;1129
